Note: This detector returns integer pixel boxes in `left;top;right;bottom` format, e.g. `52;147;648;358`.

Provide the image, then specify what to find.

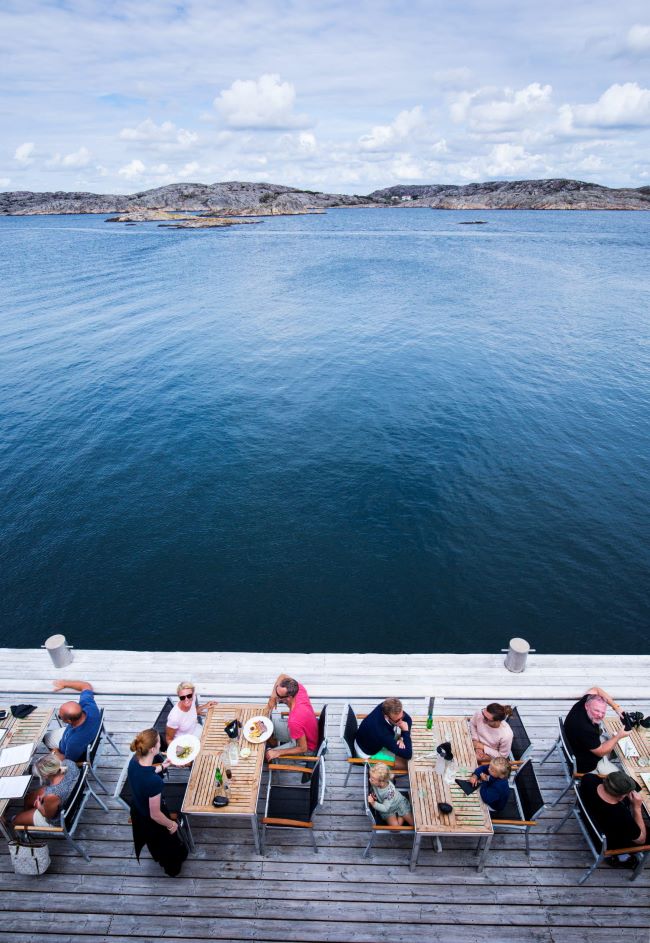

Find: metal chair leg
105;731;121;755
86;782;109;813
550;802;575;833
344;764;352;788
363;832;375;858
88;766;110;794
310;829;318;853
578;854;602;885
525;828;531;859
66;834;91;862
550;779;575;808
540;738;558;766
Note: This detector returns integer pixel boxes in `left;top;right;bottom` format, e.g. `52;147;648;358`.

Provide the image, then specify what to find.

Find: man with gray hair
265;673;318;763
44;679;101;763
563;685;629;774
579;770;648;869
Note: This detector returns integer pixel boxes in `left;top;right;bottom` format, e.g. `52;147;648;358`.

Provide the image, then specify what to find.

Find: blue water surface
1;208;648;653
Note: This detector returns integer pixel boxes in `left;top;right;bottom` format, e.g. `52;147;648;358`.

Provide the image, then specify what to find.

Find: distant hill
1;178;649;214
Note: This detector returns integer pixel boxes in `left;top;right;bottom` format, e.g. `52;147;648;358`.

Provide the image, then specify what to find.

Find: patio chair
260;756;325;855
339;704;391;787
540;717;584;806
362;762;414;858
113;698;178;810
82;708;121;794
488;759;545;860
551;782;650;883
506;706;533;764
14;764;106;862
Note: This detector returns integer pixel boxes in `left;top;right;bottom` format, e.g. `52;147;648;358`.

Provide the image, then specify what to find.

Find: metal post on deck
42;633;74;668
502;637;535;673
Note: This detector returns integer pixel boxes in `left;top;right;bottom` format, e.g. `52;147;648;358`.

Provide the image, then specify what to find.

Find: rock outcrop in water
1;178;649;215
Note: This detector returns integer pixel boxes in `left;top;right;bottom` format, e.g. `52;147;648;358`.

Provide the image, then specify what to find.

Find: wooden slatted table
408;715;493;870
603;717;650;814
0;705;54;839
182;703;270;853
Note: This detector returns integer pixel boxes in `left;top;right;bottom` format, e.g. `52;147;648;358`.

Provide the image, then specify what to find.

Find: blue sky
1;0;650;193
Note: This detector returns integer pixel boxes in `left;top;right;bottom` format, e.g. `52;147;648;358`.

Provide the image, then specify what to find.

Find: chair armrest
262;817;313;828
267;764;314;774
346;757;395;767
371;824;414;832
13;825;64;833
605;844;650;856
491;819;537;826
286;755;318;761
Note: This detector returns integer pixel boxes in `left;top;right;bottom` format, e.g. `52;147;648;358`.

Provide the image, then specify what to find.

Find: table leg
434;835;442;853
251;814;261;855
0;818;14;844
477;834;493;872
409;833;421;871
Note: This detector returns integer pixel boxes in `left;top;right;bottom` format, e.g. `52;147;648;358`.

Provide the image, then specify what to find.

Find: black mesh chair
552;782;650;883
506;706;533;764
540;717;584;806
155;697;175;752
362;762;414;858
487;759;545;863
261;756;325;854
14;764;102;862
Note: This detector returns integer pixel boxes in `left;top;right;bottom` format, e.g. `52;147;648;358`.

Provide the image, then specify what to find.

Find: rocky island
1;178;648;218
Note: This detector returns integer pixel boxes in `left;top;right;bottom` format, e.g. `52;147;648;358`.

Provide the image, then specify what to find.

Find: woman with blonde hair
165;681;217;746
13;752;80;827
127;728;187;877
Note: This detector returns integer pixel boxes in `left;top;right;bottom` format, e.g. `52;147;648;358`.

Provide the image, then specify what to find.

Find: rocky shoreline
1;178;648;217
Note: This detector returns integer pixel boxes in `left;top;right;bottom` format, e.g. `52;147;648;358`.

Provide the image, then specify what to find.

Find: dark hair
382;697;403;716
280;678;299;698
485;703;513;722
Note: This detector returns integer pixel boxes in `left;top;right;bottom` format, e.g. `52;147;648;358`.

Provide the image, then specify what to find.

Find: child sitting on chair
368;762;414;826
470;755;512;813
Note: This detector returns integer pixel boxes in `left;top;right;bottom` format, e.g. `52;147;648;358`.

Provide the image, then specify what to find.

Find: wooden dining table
603;717;650;814
182;703;271;854
0;705;54;840
408;715;493;870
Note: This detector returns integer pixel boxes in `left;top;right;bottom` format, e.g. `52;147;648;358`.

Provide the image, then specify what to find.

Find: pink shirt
470;710;513;758
287;683;318;751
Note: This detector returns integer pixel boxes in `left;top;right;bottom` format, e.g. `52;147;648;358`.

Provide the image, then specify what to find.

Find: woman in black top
127;728;188;877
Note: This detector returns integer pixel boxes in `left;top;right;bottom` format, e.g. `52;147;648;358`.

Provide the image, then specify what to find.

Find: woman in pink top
470;702;514;763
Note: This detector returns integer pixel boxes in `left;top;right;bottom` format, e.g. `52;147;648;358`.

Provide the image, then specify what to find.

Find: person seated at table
579;770;648;869
470;703;514;763
44;679;101;763
563;685;629;774
470;756;512;814
265;674;318;762
127;728;188;877
165;681;217;746
355;697;413;771
13;753;81;827
368;762;414;826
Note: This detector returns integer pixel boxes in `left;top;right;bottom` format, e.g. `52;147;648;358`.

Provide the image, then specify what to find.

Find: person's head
482;703;513;727
275;677;299;703
602;770;637;801
382;697;404;724
488;756;512;780
176;681;196;707
584;694;607;723
369;762;391;787
34;752;67;784
130;728;160;757
58;700;83;725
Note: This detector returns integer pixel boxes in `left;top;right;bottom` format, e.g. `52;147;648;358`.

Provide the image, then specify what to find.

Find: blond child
367;762;414;826
470;755;511;813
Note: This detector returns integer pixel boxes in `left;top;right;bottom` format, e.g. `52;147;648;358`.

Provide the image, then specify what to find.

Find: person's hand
396;719;409;732
265;748;280;762
396;738;405;749
167;821;178;834
630;791;643;806
469;775;478;787
479;772;490;782
52;680;66;692
34;794;44;810
368;794;376;804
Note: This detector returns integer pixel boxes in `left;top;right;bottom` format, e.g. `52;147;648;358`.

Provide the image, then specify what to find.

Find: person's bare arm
585;686;623;716
165;725;178;745
148;794;177;832
590;728;629;758
629;793;647;845
266;673;290;711
37;793;61;819
52;680;93;693
266;733;308;762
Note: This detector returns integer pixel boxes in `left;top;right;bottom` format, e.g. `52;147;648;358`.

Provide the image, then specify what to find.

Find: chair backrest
507;706;532;761
155;698;174;736
62;764;90;832
340;704;358;758
573;783;606;857
558;717;578;777
308;757;323;817
363;762;410;826
513;759;545;821
86;708;105;766
317;704;328;755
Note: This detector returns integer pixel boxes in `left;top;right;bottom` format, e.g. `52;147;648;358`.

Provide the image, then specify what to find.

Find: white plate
167;734;201;766
243;716;274;744
640;772;650;791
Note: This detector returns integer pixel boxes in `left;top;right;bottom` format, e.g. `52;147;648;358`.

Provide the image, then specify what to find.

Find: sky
1;0;650;194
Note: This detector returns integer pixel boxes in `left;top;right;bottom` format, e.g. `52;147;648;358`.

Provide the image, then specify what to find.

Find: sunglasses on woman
179;693;194;701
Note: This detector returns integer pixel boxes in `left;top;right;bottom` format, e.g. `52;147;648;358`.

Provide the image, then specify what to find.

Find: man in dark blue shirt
44;679;101;763
355;697;413;770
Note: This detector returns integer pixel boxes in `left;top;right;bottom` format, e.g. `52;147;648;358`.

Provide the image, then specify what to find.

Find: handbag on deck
8;837;51;875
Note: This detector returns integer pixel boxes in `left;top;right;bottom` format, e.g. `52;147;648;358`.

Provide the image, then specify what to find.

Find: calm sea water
1;208;648;653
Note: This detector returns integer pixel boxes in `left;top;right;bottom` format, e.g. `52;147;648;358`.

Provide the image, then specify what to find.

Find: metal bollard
502;638;535;673
42;634;74;669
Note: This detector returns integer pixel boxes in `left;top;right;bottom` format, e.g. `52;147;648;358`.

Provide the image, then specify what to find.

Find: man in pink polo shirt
265;674;318;762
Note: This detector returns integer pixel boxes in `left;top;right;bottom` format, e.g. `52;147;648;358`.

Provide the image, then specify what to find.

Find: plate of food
167;733;201;766
243;716;274;744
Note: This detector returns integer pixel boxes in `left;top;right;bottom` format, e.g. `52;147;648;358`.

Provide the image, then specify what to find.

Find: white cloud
566;83;650;129
14;142;35;164
627;24;650;54
118;158;146;179
451;83;553;131
298;131;317;151
61;146;91;168
359;106;426;151
119;119;198;150
0;177;10;188
214;74;310;129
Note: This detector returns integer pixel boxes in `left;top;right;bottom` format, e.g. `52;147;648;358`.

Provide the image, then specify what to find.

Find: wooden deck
1;651;649;943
